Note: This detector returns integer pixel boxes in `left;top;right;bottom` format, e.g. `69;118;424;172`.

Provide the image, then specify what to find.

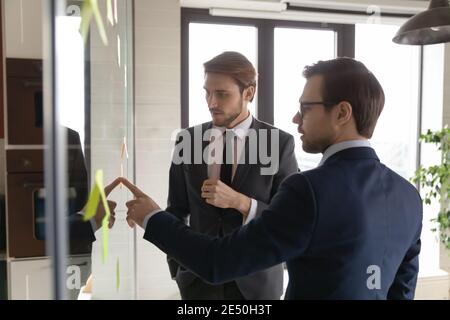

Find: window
274;27;336;171
188;22;257;127
355;23;421;181
181;9;351;130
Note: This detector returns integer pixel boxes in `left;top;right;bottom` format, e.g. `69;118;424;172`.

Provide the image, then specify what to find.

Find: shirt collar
213;112;253;140
318;140;372;166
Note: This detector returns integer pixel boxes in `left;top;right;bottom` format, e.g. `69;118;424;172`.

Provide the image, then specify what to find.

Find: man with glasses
122;57;422;299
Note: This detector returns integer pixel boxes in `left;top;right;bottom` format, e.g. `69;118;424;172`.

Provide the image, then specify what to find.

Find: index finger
104;178;122;197
119;177;145;197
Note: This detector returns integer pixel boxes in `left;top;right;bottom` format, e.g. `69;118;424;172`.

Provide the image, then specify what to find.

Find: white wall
134;0;181;299
4;0;43;59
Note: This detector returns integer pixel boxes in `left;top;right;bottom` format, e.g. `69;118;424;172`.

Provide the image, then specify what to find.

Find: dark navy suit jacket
145;147;423;299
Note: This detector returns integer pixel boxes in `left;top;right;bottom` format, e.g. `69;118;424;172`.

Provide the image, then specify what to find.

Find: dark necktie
220;131;233;186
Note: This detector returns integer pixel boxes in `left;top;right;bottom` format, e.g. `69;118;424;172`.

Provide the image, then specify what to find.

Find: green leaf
412;127;450;249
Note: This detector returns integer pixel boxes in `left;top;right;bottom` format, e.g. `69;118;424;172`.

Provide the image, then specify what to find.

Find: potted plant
412;126;450;250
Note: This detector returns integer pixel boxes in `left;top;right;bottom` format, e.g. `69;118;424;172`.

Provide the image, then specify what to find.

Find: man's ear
243;86;256;102
336;101;353;125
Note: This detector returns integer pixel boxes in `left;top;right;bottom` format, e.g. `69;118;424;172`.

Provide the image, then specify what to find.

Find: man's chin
211;116;228;127
301;143;321;154
211;119;223;127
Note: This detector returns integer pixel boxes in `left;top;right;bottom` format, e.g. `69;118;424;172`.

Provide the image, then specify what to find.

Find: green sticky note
116;258;120;291
79;0;93;44
83;170;111;263
97;171;111;262
79;0;109;45
83;183;100;221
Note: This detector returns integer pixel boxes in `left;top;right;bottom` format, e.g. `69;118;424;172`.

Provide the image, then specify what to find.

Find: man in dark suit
165;51;298;299
123;57;423;299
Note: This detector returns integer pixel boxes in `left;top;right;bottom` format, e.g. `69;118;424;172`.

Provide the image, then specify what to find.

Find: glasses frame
298;101;338;119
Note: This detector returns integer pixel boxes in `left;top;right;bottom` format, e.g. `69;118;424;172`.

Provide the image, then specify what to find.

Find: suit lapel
190;122;211;191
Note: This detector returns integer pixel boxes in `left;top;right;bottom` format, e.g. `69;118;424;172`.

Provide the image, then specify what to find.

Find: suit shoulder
383;165;422;201
282;172;312;191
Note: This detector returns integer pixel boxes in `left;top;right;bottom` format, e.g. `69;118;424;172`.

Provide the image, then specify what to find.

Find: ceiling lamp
393;0;450;45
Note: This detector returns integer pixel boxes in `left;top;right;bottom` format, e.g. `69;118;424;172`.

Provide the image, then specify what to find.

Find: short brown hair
303;57;385;138
204;51;257;101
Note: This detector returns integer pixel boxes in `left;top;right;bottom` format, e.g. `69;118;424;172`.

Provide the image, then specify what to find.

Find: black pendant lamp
393;0;450;45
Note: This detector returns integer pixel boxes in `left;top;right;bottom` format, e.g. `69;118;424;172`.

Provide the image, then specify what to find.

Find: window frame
180;8;355;128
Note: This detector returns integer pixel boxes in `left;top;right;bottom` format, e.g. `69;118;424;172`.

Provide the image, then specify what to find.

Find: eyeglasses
298;101;338;119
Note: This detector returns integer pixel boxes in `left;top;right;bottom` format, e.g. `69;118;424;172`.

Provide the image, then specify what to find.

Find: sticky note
79;0;108;45
83;170;111;262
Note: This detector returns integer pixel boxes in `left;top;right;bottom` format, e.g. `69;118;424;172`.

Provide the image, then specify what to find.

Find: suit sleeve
387;223;422;300
145;173;317;284
165;134;191;279
255;133;299;217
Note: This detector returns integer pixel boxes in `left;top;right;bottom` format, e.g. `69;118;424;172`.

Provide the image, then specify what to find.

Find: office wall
134;0;181;299
4;0;43;59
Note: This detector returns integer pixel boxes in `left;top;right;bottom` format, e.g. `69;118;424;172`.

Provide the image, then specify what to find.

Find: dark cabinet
6;59;43;145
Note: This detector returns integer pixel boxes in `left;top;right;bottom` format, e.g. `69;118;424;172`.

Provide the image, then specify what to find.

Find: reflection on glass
355;23;420;180
84;0;135;300
57;14;85;149
189;23;257;126
274;27;335;171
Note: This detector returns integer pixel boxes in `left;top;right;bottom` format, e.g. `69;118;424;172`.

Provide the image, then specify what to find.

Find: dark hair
303;57;385;138
204;51;257;101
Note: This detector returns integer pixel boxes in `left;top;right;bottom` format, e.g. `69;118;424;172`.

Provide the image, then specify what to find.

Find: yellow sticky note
83;183;100;222
79;0;108;45
79;0;93;44
83;170;111;263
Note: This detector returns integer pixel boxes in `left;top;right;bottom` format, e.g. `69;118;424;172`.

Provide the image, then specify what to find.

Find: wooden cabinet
1;3;4;139
0;260;6;300
6;59;43;145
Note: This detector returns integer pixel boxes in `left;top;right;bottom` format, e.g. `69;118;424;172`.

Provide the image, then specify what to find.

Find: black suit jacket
148;147;422;299
165;118;298;299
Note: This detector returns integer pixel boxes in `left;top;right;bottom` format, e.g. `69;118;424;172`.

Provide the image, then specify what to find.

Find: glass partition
1;0;135;300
